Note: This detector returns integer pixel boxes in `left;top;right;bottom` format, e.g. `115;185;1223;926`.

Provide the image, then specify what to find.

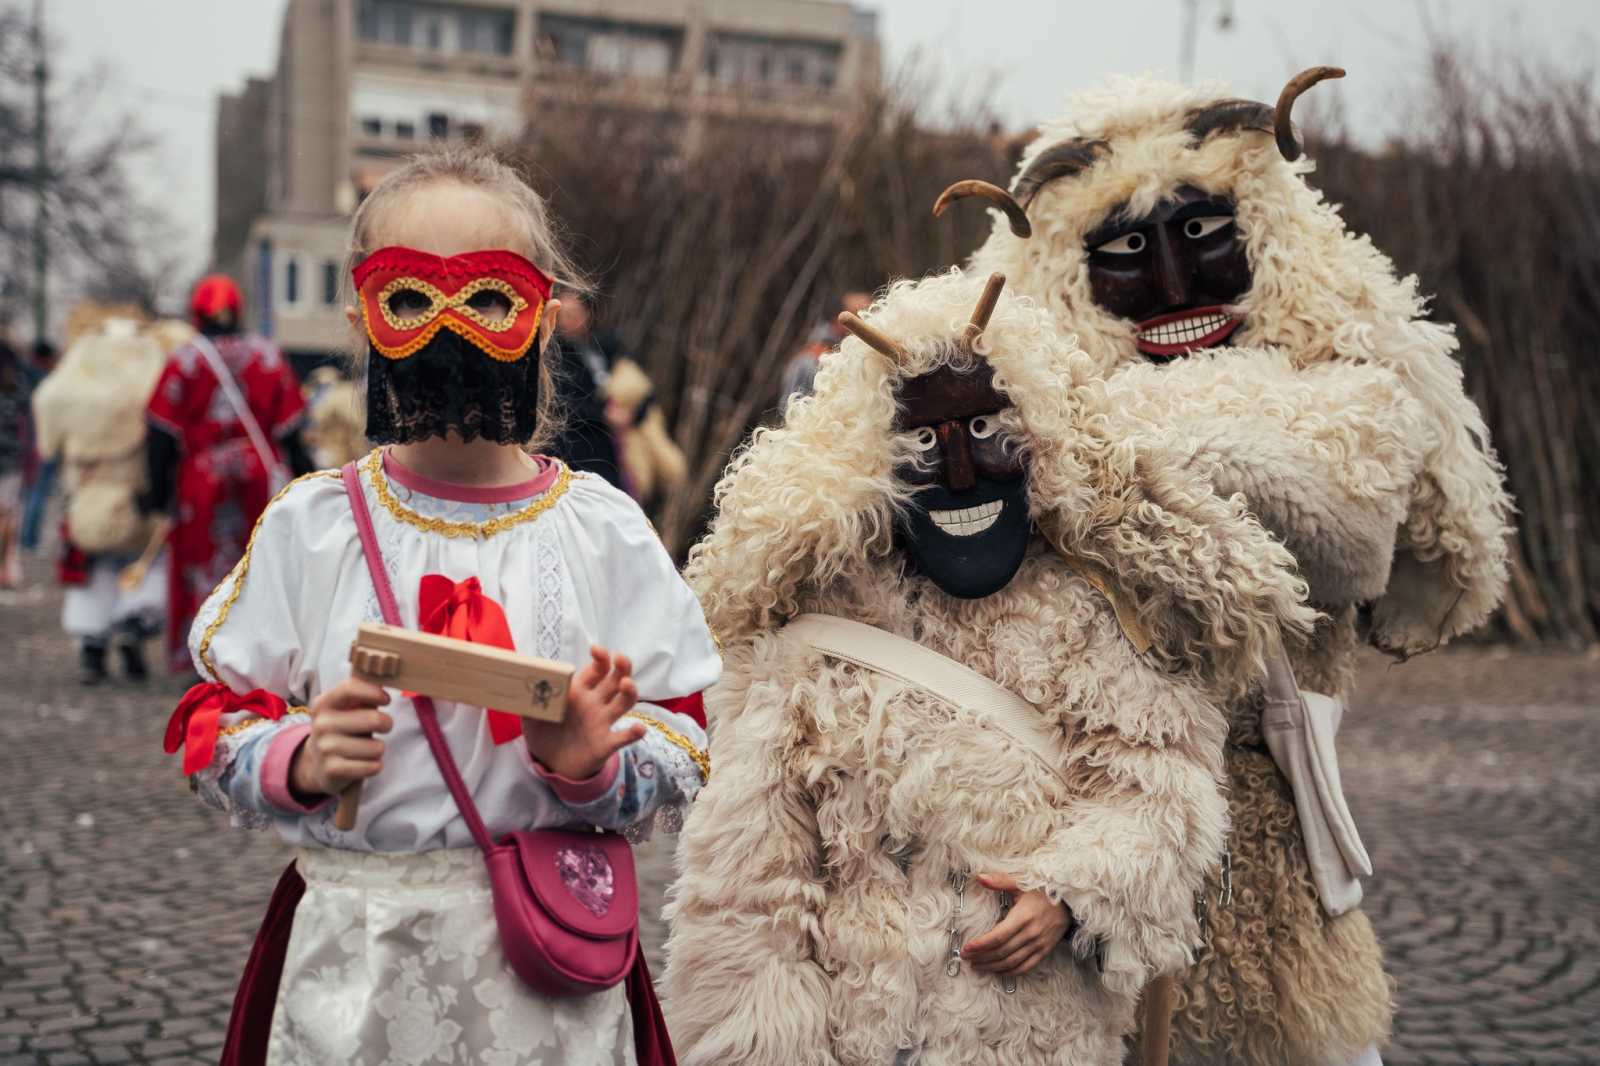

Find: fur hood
966;75;1513;648
686;267;1313;697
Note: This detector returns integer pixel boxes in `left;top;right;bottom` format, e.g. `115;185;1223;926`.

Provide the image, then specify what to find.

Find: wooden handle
1140;973;1176;1066
333;782;362;831
118;515;173;594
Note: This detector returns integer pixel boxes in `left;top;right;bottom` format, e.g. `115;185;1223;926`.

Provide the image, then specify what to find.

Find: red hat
189;274;243;330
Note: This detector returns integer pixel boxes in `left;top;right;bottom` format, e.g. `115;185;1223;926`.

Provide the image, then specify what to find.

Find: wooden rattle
334;623;573;831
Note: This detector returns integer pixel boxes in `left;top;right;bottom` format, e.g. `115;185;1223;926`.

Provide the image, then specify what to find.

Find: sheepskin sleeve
1025;633;1231;998
659;661;838;1066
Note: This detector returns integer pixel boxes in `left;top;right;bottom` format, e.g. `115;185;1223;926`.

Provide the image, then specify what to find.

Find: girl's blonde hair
344;144;587;449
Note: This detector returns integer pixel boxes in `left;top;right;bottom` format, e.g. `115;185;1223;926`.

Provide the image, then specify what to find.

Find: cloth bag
340;461;640;996
1260;644;1372;916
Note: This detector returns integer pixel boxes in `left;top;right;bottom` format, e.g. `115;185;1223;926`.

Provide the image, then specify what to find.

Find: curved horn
838;311;908;364
1274;65;1345;161
964;273;1006;349
932;180;1033;239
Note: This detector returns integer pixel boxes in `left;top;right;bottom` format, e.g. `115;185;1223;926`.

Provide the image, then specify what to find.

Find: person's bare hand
291;678;392;799
962;873;1073;976
524;645;644;781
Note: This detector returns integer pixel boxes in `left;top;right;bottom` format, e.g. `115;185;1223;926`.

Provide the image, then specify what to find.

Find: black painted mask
1083;185;1251;363
893;360;1030;599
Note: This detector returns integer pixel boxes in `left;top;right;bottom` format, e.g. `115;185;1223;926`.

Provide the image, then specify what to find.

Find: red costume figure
143;275;312;673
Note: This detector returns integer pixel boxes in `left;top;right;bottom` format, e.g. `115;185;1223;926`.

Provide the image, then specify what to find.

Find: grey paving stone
3;553;1596;1065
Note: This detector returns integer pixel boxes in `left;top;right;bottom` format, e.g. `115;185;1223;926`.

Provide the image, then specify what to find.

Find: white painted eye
1182;216;1233;240
968;415;999;439
1094;230;1147;255
912;427;938;450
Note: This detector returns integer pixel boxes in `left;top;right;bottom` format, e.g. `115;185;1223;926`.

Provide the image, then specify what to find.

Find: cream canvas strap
780;613;1069;787
1261;642;1372;916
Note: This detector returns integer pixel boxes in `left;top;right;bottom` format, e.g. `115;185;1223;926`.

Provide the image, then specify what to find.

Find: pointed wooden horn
838;311;908;364
1275;65;1345;161
933;180;1033;239
964;273;1006;349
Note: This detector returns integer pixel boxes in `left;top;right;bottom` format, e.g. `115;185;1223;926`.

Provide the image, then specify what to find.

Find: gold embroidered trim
216;717;271;739
375;276;530;334
365;448;572;539
360;284;542;362
627;713;710;783
196;471;343;680
215;706;310;740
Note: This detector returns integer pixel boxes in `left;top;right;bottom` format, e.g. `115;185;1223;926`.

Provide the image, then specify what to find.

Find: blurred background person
300;365;368;469
31;307;173;683
0;338;29;587
141;274;313;675
547;285;686;508
777;289;871;407
19;339;60;553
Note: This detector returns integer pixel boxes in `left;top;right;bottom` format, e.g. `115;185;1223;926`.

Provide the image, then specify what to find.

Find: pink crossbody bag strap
338;458;643;1003
340;460;495;853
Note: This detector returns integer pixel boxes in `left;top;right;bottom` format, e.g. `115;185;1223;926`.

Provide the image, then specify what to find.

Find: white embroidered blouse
187;448;719;853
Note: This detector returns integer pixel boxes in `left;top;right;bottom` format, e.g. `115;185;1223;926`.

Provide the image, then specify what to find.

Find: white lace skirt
267;847;635;1066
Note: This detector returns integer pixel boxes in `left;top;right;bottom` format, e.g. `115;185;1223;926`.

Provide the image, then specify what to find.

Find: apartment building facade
214;0;881;362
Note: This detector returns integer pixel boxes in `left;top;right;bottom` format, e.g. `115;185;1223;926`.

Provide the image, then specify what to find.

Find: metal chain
946;870;1017;993
945;870;967;977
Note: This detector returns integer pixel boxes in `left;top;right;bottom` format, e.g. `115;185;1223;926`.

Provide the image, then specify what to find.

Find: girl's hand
524;645;645;781
291;678;393;799
962;873;1073;977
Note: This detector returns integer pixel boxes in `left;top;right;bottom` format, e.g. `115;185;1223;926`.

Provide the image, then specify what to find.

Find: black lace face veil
363;327;545;446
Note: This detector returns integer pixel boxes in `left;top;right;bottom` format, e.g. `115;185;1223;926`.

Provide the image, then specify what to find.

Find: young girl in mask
162;146;718;1066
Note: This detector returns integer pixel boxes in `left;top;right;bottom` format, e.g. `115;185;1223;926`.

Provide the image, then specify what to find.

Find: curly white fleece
969;75;1513;655
662;270;1314;1065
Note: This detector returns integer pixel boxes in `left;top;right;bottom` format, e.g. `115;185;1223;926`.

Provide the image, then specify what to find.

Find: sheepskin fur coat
661;269;1314;1066
966;76;1515;1065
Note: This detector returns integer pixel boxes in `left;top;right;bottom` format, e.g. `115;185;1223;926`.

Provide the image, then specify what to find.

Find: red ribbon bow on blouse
164;683;290;775
418;574;524;744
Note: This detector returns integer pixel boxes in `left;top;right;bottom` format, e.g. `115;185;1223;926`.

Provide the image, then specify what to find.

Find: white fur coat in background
662;270;1314;1066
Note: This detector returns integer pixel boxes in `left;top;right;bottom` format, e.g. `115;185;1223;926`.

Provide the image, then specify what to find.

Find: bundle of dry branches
511;81;1009;554
1316;49;1600;644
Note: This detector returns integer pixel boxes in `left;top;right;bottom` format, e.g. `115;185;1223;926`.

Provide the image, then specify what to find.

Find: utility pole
1178;0;1198;84
1178;0;1235;85
31;0;48;346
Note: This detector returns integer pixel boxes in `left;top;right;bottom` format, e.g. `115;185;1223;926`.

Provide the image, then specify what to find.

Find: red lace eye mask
353;247;553;362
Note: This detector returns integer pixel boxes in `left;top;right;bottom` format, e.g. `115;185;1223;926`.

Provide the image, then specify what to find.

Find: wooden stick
964;272;1007;348
117;515;173;594
837;311;908;364
1140;974;1176;1066
333;624;575;832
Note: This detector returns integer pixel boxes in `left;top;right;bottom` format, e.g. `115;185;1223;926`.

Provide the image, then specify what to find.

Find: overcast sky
45;0;1600;294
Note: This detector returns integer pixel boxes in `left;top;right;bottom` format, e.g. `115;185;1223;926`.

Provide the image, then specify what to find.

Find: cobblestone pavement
2;554;1596;1065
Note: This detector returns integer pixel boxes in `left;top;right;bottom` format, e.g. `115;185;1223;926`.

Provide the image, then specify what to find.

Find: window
284;257;301;307
536;14;682;77
322;260;340;306
360;116;383;136
706;33;843;90
461;8;515;56
394;119;416;140
458;121;485;142
427;113;450;139
422;13;443;50
357;0;414;45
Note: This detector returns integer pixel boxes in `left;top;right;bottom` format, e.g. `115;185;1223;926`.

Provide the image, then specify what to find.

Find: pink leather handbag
341;461;640;997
